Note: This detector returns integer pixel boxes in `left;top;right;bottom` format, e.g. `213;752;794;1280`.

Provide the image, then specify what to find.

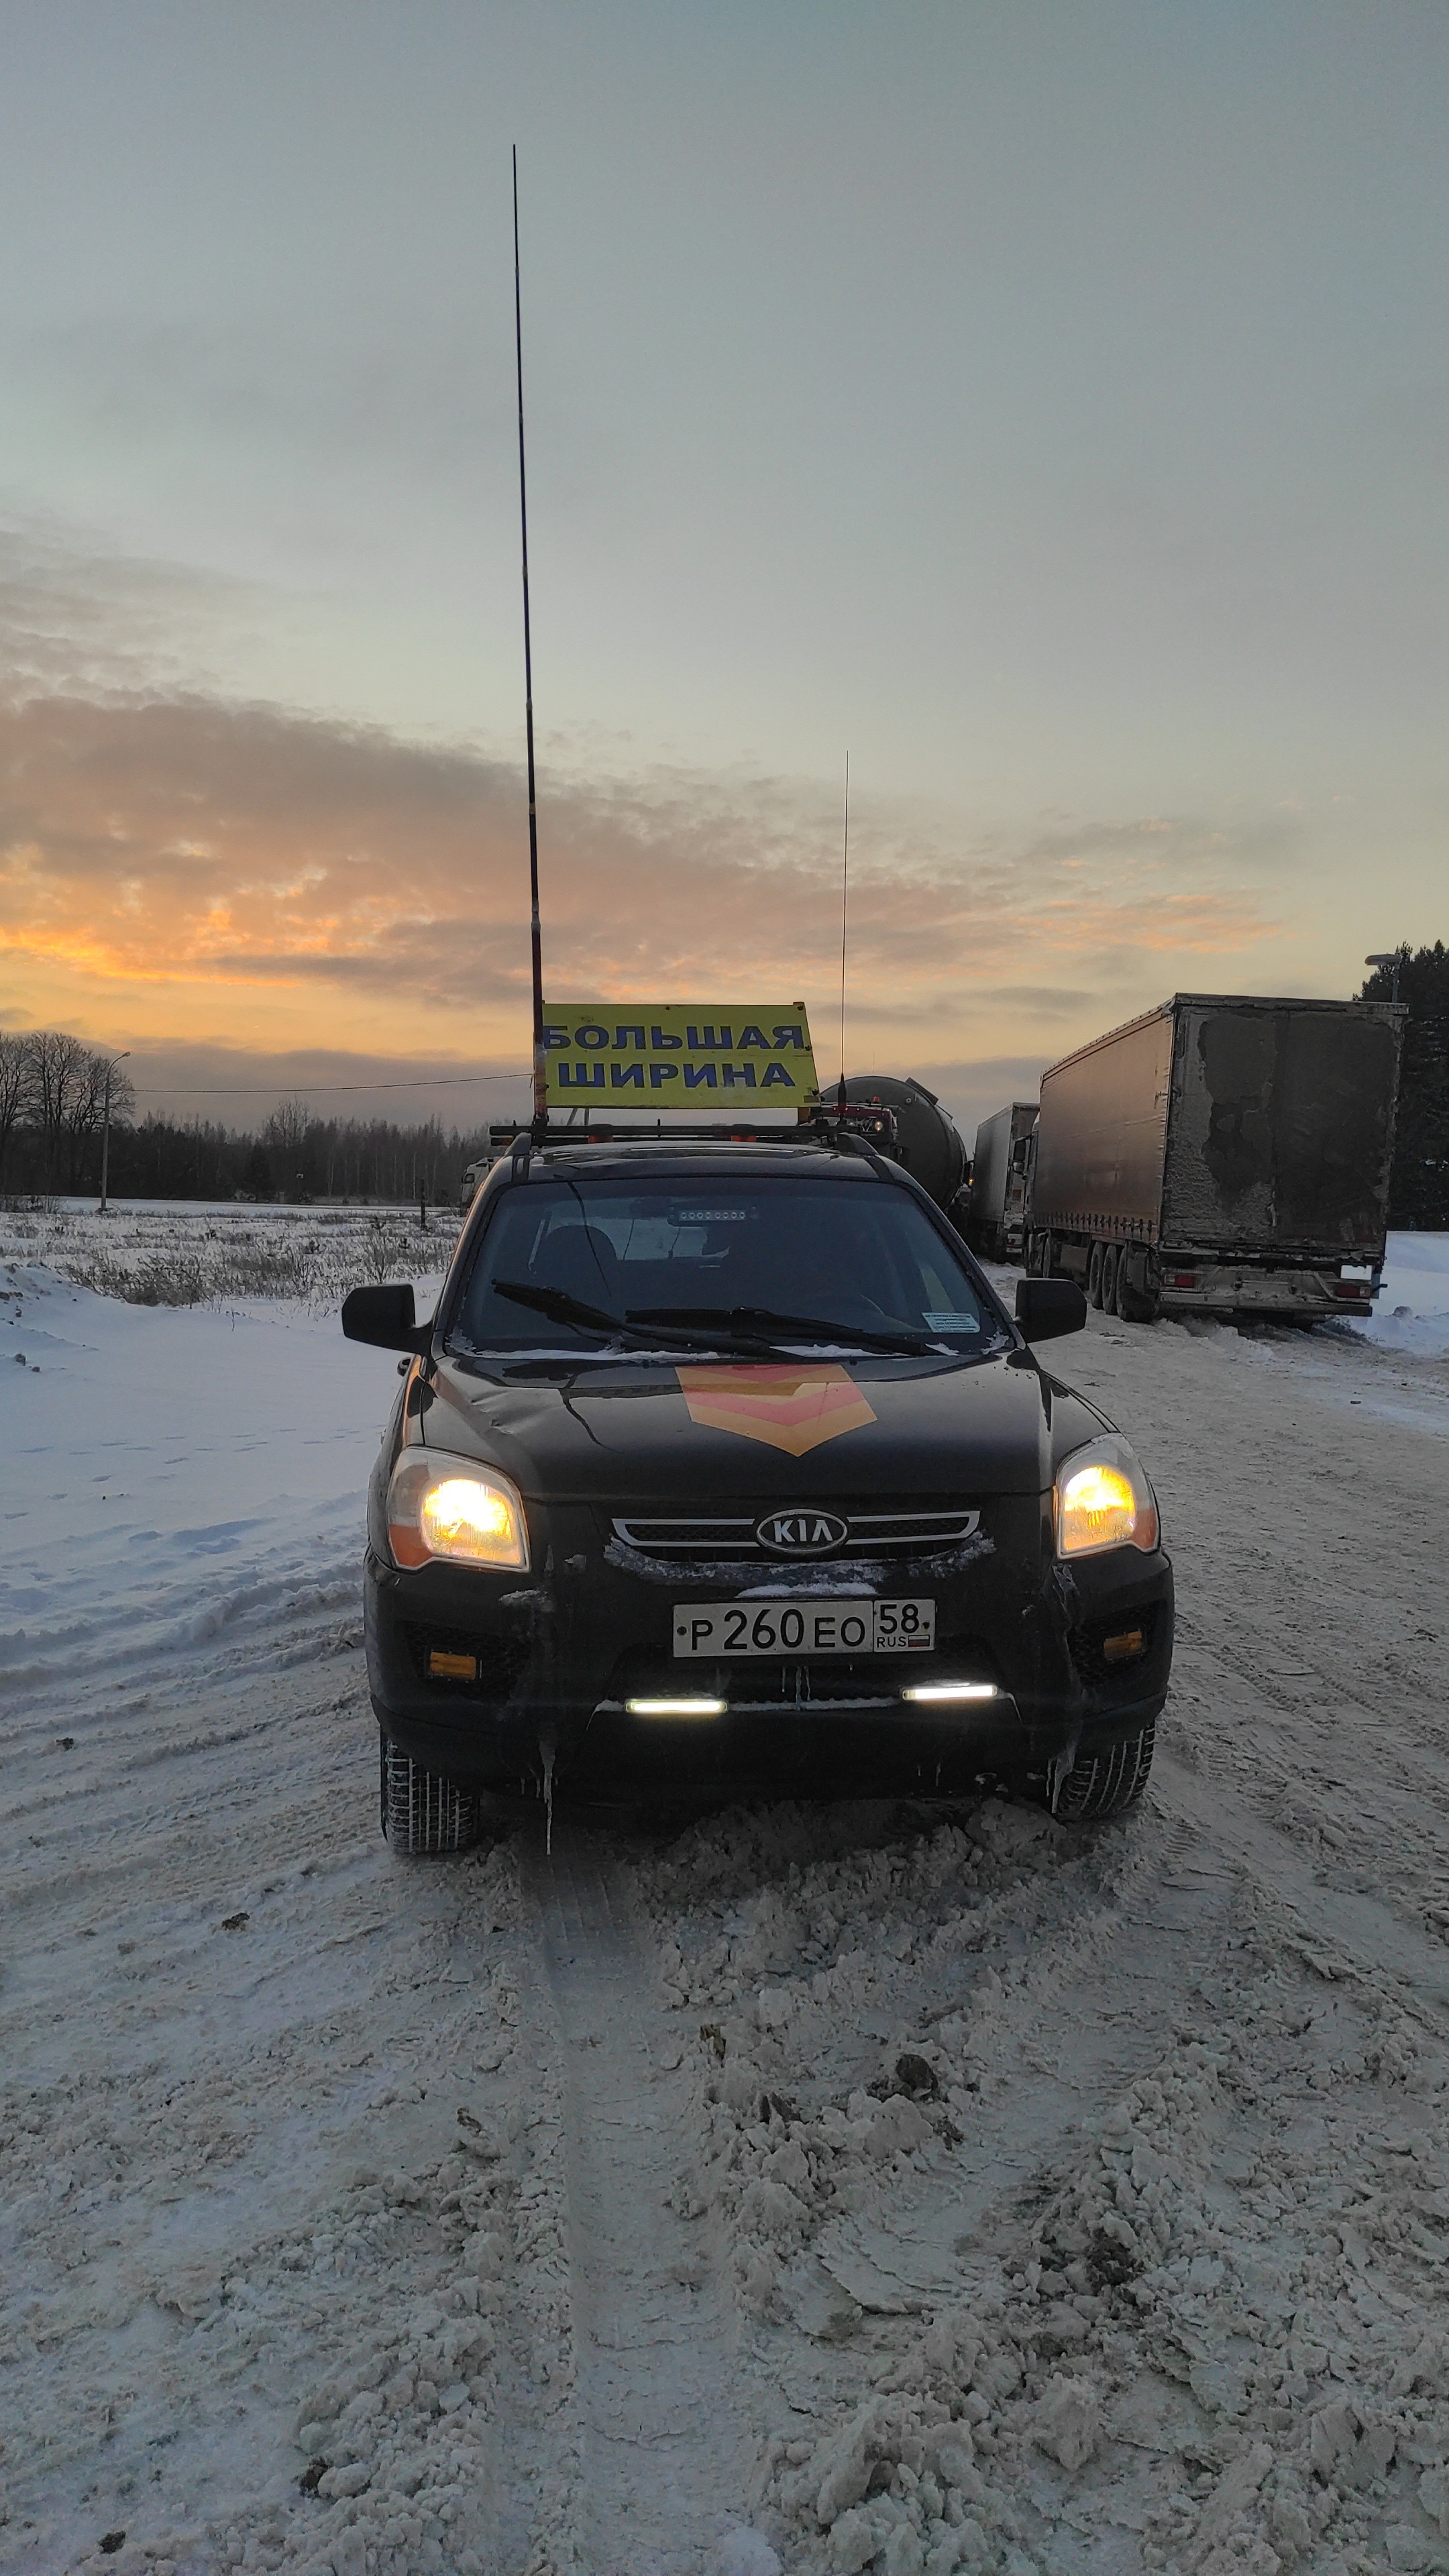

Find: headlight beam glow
386;1450;529;1570
1053;1438;1160;1559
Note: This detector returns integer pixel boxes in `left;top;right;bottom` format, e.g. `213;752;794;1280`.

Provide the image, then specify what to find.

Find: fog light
902;1681;998;1703
627;1696;727;1719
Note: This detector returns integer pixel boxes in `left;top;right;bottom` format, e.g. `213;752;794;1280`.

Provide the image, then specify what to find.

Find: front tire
380;1736;481;1856
1052;1723;1155;1821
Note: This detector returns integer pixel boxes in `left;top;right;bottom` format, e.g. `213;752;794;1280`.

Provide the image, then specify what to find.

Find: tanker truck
1024;993;1403;1324
839;1074;968;1217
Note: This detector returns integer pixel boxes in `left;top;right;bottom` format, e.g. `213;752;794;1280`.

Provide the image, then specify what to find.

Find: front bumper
361;1495;1173;1799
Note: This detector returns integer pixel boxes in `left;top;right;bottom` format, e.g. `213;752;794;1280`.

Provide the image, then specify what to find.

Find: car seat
531;1222;623;1313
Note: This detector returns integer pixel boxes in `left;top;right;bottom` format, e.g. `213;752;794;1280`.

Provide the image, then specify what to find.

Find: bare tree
74;1051;135;1194
264;1095;316;1199
14;1031;136;1190
20;1029;91;1187
264;1096;312;1156
0;1033;26;1187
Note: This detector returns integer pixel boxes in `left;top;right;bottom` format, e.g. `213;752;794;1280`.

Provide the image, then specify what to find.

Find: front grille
1070;1603;1159;1686
610;1504;981;1564
403;1623;531;1698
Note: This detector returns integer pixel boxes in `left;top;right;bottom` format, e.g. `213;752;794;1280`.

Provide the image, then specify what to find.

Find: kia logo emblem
755;1508;849;1557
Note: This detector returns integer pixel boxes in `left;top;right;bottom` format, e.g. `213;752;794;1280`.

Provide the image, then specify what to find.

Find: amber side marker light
1101;1627;1146;1665
428;1649;479;1680
902;1681;998;1703
627;1696;727;1719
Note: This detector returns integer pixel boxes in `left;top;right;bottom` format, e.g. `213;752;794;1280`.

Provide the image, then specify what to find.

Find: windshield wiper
494;1281;771;1354
628;1303;937;1356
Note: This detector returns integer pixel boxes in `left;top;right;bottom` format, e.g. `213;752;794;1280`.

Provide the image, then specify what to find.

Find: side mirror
1015;1278;1087;1344
342;1283;431;1352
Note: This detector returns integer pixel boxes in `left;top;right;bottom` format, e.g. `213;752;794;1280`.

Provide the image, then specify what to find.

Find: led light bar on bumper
386;1449;530;1572
1054;1435;1160;1560
627;1696;727;1719
902;1682;999;1703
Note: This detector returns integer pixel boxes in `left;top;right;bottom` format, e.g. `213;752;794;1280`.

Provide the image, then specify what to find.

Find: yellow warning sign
541;1004;820;1112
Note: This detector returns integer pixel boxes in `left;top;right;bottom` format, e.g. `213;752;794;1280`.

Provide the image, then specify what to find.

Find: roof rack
525;1106;902;1154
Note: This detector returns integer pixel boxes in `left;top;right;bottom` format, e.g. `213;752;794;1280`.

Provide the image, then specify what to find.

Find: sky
1;0;1446;1142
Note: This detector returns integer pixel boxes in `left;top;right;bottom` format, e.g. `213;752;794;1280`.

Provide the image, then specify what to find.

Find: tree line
0;1031;517;1202
3;961;1445;1218
1358;943;1449;1230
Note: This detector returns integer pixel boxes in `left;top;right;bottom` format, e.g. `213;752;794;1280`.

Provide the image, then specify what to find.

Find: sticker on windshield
924;1310;980;1332
676;1364;877;1455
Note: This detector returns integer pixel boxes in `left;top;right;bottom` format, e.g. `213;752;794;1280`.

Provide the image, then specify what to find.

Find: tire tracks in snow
521;1819;762;2575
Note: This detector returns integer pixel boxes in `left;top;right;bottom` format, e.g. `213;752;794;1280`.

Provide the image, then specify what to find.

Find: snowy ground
3;1225;1449;2576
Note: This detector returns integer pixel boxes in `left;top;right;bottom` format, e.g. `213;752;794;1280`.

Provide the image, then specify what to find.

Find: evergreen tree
1360;943;1449;1228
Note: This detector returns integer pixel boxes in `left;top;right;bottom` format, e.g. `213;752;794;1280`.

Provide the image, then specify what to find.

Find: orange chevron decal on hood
675;1363;877;1455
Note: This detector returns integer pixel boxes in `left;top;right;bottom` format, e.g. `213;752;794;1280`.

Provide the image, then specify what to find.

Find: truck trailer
1024;994;1403;1324
968;1102;1038;1259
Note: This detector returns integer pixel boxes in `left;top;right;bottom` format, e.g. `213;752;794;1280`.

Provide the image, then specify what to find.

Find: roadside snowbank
1354;1232;1449;1357
0;1265;415;1693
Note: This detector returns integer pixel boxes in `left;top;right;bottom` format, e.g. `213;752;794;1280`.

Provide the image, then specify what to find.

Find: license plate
673;1599;935;1658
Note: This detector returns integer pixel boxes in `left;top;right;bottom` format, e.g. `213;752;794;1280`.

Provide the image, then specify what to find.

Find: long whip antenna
837;753;850;1121
514;148;547;1138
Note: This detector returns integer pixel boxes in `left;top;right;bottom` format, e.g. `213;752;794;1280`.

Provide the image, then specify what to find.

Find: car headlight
1054;1435;1160;1559
386;1448;529;1571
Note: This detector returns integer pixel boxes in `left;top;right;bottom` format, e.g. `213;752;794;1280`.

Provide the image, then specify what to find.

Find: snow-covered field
3;1217;1449;2576
0;1201;461;1311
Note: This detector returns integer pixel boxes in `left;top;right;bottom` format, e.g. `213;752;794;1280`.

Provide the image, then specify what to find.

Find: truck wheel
1099;1243;1121;1311
1116;1246;1160;1324
1087;1241;1105;1307
380;1736;481;1856
1053;1723;1155;1821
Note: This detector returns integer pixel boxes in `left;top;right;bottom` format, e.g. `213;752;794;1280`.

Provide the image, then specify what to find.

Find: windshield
447;1174;1008;1358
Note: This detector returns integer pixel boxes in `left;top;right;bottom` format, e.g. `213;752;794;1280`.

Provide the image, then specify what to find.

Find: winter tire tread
380;1736;480;1856
1053;1721;1155;1821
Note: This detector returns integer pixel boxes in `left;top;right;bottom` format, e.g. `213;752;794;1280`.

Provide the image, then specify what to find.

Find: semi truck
968;1102;1038;1259
1024;994;1403;1324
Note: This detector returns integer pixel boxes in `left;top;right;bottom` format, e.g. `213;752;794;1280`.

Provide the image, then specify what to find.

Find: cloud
0;687;1281;1065
0;521;274;703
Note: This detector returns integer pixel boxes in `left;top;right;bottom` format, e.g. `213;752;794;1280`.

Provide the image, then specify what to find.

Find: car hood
416;1350;1107;1503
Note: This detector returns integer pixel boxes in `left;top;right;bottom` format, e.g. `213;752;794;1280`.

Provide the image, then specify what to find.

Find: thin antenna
514;147;547;1138
837;753;850;1122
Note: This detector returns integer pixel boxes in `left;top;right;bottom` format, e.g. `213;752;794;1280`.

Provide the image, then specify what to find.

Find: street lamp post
99;1051;131;1215
1365;952;1403;1007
